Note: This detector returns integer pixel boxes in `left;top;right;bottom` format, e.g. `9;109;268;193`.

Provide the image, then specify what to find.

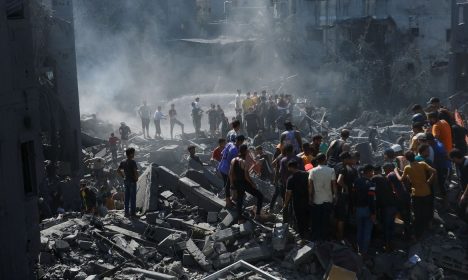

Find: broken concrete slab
213;253;234;269
143;225;186;243
77;240;93;251
212;227;239;242
233;245;273;263
154;166;181;192
186;239;212;272
219;209;238;229
178;177;224;212
150;145;182;167
54;239;71;252
292;243;315;266
136;164;159;213
157;233;183;256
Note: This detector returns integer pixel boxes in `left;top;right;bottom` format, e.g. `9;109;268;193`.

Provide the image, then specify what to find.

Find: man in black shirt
119;122;131;150
335;151;358;241
354;164;376;256
372;166;397;250
117;148;139;217
283;160;310;238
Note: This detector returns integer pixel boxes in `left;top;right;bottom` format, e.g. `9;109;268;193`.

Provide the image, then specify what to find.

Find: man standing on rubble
108;133;119;163
218;135;246;208
119;122;131;150
169;104;184;140
354;164;377;256
191;102;203;138
283;160;310;239
398;151;436;239
117;148;139;218
279;144;305;222
153;106;166;139
138;101;151;138
244;107;260;138
335;151;358;241
309;153;337;241
230;144;264;223
327;129;350;167
280;121;303;155
373;165;398;251
206;104;218;137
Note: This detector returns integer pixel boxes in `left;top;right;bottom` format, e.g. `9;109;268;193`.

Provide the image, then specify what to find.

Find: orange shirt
432;120;452;152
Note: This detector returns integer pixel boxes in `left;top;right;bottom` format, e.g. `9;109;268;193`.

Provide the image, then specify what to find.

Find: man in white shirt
308;153;337;240
138;101;151;138
235;89;242;112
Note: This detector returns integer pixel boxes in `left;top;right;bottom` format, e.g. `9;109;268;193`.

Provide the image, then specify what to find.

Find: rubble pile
35;114;468;280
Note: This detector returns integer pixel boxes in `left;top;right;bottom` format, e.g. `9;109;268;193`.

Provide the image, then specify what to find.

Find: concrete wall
0;0;42;279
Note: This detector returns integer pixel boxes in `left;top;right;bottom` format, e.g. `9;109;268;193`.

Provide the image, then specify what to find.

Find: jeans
382;206;397;244
124;181;137;215
312;202;332;241
356;207;373;254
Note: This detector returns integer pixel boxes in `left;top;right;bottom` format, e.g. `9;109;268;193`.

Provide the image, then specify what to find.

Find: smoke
73;0;344;133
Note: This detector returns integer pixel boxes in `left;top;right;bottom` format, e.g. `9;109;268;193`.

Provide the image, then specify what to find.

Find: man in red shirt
211;138;226;163
108;133;120;163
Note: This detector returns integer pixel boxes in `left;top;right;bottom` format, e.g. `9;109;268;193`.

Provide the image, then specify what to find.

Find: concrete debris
36;123;468;280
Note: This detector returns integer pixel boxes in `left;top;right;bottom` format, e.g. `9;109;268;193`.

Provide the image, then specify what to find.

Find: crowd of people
93;92;468;258
211;94;468;257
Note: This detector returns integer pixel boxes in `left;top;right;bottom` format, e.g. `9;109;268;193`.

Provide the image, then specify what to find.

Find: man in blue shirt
218;135;245;208
426;133;450;198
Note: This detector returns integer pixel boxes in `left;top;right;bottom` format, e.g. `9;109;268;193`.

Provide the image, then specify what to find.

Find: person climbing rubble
119;122;131;150
229;144;264;223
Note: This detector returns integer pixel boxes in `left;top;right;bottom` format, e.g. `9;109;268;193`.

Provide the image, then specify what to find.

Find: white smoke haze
73;0;346;134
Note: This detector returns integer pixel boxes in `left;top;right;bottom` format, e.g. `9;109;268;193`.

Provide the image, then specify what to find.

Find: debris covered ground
35;113;468;280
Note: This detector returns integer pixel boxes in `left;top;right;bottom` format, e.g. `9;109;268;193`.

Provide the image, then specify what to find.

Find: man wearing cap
280;121;303;155
119;122;131;150
309;153;337;240
218;135;246;208
428;111;452;152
